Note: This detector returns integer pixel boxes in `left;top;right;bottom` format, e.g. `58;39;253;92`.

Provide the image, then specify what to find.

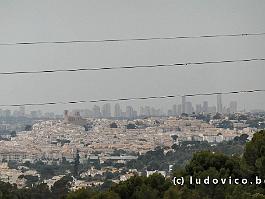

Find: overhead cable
0;58;264;76
0;32;264;46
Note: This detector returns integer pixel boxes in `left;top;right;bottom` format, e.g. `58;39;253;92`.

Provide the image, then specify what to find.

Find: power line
0;32;265;46
0;89;264;107
183;89;265;97
0;58;264;76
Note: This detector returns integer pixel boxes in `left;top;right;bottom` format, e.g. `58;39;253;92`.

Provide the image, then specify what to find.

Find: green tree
67;188;98;199
173;151;242;199
25;125;32;131
51;175;73;199
29;183;53;199
132;184;159;199
171;135;178;142
110;123;118;128
94;191;120;199
126;123;137;129
213;113;222;119
23;175;39;187
10;131;16;137
243;130;265;178
74;150;80;177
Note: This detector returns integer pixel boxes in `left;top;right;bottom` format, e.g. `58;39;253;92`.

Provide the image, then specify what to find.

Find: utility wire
0;32;265;46
0;89;264;107
0;58;264;76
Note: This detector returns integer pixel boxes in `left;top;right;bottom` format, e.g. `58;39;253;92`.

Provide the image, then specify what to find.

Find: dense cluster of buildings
0;112;258;165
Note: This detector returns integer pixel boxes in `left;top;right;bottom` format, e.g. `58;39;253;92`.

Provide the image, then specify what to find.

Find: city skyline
0;96;244;119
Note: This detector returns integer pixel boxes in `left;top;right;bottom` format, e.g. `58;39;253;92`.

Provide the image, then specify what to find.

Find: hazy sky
0;0;264;113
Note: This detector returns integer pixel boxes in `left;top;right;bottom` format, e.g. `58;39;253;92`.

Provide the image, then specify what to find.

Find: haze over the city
0;0;264;113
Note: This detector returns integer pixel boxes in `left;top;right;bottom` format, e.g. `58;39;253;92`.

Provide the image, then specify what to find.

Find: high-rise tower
181;96;186;114
217;94;222;113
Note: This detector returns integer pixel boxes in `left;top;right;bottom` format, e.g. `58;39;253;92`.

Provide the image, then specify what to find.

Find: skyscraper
126;106;134;118
195;104;202;114
102;103;111;118
202;101;208;113
177;104;182;115
114;103;122;118
92;105;101;118
217;94;222;113
181;96;186;114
